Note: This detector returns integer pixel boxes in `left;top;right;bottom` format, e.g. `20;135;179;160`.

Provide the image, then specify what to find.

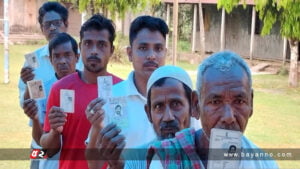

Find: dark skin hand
85;98;106;130
48;106;67;132
20;66;34;84
97;123;125;169
23;99;38;120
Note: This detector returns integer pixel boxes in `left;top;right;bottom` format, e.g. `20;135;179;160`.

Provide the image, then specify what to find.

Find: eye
155;46;163;52
171;101;181;108
84;41;90;46
234;99;246;105
209;99;221;105
138;46;147;51
53;54;60;59
153;103;163;111
98;42;106;48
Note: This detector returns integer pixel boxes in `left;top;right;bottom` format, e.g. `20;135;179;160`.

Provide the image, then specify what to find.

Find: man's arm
40;130;61;157
85;98;125;169
40;106;66;157
85;98;107;169
19;67;34;106
22;99;43;145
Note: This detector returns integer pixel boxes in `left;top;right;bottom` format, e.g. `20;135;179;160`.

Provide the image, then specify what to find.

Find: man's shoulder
241;136;279;169
34;45;49;58
107;72;123;84
51;72;79;89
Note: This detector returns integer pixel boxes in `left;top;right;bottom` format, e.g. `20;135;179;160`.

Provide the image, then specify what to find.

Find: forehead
82;29;110;42
43;11;62;22
52;41;74;53
202;65;250;95
150;78;186;100
133;28;165;46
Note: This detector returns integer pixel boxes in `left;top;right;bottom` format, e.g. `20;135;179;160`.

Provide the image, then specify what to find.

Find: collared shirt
107;71;157;148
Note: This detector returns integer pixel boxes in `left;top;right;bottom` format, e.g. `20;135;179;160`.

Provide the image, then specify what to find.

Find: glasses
42;19;63;29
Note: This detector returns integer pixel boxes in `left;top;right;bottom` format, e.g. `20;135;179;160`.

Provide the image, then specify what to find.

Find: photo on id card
27;80;45;100
60;89;75;113
104;97;128;129
25;52;38;68
207;128;242;169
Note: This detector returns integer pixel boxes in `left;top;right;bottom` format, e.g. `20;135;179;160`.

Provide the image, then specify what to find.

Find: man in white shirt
85;15;169;169
85;16;201;169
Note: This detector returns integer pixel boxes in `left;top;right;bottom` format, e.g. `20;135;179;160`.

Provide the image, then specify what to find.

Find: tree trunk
90;0;95;15
172;0;179;65
288;39;299;87
198;2;205;58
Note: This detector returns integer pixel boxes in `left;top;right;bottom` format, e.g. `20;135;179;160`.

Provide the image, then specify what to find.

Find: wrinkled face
41;11;67;41
128;28;166;80
146;78;191;140
50;41;78;79
80;29;113;74
199;65;253;139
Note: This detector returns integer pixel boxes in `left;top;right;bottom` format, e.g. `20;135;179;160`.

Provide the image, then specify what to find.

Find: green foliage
58;0;161;19
217;0;247;13
178;4;193;41
217;0;300;40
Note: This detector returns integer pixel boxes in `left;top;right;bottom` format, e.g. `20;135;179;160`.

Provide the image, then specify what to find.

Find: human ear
127;46;133;62
145;104;153;123
191;91;200;120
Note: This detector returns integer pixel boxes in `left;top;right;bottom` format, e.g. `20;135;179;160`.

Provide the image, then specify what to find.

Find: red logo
30;149;47;159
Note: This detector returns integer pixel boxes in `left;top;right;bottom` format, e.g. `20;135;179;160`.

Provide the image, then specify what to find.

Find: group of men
19;2;278;169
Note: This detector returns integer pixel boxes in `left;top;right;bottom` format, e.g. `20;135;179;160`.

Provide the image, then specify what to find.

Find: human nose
91;44;98;56
162;106;175;122
49;23;57;30
146;49;156;60
58;57;67;64
221;104;235;124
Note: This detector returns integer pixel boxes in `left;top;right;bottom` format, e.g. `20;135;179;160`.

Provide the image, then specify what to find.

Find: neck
81;69;107;84
195;130;210;168
133;72;148;97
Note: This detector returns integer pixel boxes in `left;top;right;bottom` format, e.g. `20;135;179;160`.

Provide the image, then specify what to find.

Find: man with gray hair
145;51;278;168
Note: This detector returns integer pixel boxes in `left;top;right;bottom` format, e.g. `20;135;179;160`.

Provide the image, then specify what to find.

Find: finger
90;111;105;125
110;141;126;160
107;135;125;150
49;106;65;114
100;126;121;146
86;98;106;114
27;106;38;119
20;67;33;75
99;123;118;142
51;122;66;130
103;136;125;160
22;74;34;82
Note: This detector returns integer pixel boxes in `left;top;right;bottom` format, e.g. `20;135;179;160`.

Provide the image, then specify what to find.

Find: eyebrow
205;94;222;100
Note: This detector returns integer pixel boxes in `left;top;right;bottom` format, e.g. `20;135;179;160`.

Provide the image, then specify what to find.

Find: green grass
0;44;299;168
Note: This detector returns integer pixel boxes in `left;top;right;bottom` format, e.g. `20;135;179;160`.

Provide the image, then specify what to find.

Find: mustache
160;120;179;131
143;61;158;68
87;56;101;61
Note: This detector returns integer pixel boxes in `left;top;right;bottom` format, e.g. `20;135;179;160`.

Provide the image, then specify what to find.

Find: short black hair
147;77;192;111
38;2;68;27
48;32;78;59
80;14;116;47
129;15;169;46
